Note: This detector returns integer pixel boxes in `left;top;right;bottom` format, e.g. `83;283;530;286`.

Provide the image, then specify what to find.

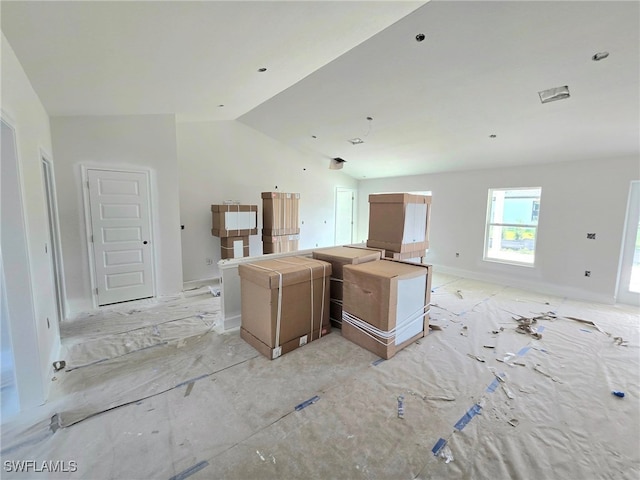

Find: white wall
50;115;183;315
357;157;640;303
1;33;60;409
176;120;358;282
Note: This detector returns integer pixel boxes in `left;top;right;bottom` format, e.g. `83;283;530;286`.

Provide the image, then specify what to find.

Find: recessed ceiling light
348;138;364;145
538;85;570;104
258;67;267;72
592;51;609;61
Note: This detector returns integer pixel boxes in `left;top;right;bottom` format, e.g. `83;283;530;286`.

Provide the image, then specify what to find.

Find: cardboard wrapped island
311;246;383;328
238;256;332;360
341;259;432;359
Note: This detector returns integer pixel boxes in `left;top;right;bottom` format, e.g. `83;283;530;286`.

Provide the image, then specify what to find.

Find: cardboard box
342;260;432;359
220;236;250;259
312;246;383;328
211;204;258;237
238;256;332;359
385;249;427;263
262;234;299;254
262;192;300;236
366;193;431;253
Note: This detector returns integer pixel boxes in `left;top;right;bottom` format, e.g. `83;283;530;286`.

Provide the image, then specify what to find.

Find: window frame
483;187;542;267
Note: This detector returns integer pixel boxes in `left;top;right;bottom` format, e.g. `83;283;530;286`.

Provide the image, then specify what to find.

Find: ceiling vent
538;85;570;104
329;157;346;170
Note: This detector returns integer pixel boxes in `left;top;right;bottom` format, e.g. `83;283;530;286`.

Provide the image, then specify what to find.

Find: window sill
483;257;536;268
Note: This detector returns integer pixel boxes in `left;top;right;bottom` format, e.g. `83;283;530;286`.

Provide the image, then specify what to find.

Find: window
484;187;541;266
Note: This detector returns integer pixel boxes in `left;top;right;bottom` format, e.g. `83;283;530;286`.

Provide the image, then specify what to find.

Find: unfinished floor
1;273;638;479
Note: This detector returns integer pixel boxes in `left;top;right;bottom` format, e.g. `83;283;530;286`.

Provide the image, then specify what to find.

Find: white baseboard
431;263;615;305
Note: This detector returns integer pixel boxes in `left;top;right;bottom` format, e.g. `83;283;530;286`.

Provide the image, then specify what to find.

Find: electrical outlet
585;270;591;277
206;258;213;265
587;233;596;240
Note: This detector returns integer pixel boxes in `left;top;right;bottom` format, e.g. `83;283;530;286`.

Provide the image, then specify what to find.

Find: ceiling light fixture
329;157;346;170
489;134;497;138
258;67;267;72
416;33;425;42
592;51;609;61
348;137;364;145
538;85;570;104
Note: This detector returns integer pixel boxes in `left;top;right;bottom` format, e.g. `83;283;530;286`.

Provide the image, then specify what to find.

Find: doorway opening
42;155;66;322
617;181;640;305
335;188;355;245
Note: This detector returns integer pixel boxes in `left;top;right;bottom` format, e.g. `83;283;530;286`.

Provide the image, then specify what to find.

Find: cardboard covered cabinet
312;246;383;328
238;256;331;359
262;192;300;236
211;204;258;237
366;193;431;253
220;236;250;259
342;259;431;359
263;234;300;254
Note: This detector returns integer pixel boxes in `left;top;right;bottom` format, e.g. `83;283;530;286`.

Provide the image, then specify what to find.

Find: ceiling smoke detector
538;85;570;104
348;137;364;145
329;157;346;170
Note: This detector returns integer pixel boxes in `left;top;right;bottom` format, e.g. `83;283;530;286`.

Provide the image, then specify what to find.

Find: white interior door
87;169;154;306
617;181;640;305
335;188;355;245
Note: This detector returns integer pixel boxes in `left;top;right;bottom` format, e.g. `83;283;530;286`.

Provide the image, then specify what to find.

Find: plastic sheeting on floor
1;275;638;479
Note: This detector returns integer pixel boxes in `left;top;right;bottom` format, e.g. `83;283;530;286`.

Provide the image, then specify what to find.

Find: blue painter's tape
169;460;209;480
372;358;385;366
454;404;482;431
486;378;500;393
517;346;531;356
295;395;320;411
432;438;447;456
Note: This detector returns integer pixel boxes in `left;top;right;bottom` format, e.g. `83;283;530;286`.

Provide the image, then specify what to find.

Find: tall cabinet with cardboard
262;192;300;254
366;193;431;262
211;203;258;259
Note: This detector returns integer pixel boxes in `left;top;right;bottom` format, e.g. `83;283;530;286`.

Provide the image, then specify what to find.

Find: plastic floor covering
1;274;638;479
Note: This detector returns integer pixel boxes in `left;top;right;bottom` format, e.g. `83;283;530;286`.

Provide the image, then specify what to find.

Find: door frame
81;165;156;308
616;180;640;305
41;152;67;321
1;112;45;411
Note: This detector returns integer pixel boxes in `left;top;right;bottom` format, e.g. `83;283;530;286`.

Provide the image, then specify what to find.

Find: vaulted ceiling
3;1;638;179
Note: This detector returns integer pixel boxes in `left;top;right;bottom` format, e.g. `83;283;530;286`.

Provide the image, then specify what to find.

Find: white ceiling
2;1;639;179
